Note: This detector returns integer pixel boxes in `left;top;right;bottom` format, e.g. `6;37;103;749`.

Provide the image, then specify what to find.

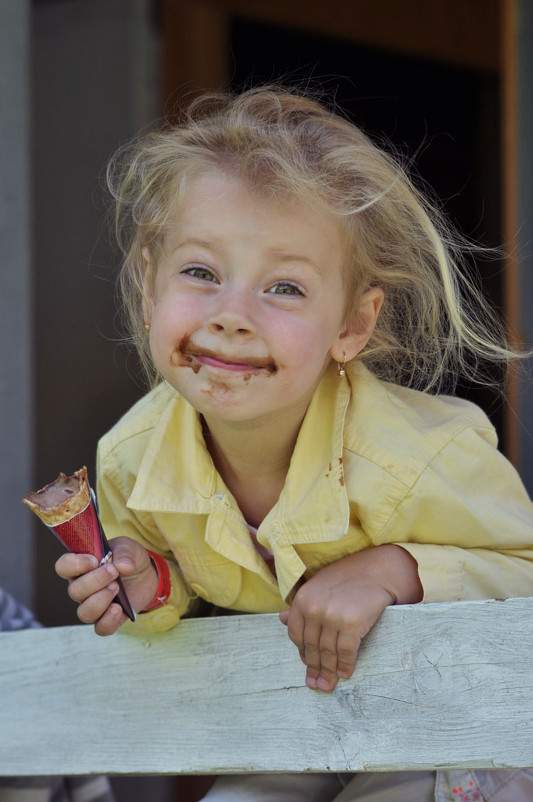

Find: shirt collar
263;363;351;544
126;365;352;598
127;390;217;514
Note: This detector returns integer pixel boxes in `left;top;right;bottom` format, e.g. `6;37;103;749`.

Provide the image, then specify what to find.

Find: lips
181;342;277;373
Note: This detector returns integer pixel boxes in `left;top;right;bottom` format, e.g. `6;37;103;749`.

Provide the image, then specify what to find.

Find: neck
201;412;305;527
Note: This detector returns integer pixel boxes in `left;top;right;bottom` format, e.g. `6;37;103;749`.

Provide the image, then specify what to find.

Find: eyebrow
170;240;323;275
269;251;323;275
170;237;221;252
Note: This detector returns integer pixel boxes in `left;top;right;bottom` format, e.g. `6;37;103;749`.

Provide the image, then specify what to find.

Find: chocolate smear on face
170;334;200;372
179;335;278;375
242;369;275;381
171;333;278;376
183;354;201;373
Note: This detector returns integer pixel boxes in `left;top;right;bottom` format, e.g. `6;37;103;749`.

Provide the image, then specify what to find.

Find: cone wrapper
23;467;135;621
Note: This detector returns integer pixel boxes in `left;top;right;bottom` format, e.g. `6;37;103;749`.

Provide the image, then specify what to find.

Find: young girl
57;86;533;801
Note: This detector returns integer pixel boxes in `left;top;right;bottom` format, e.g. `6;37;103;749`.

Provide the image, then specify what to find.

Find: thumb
109;536;147;576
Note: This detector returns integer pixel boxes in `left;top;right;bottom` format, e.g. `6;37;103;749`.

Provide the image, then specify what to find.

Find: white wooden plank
1;597;532;776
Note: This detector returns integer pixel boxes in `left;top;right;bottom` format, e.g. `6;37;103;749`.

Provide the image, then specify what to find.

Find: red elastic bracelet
144;550;172;611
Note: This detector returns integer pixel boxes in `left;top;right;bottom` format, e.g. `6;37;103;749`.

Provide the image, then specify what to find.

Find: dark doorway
230;17;504;442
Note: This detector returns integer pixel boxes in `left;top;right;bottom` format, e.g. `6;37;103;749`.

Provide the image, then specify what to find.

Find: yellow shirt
97;362;533;634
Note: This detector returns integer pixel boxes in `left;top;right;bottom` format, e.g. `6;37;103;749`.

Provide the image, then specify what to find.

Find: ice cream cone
23;467;135;622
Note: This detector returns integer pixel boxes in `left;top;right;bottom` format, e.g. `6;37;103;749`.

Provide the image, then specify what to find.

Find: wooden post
0;0;34;607
501;0;521;467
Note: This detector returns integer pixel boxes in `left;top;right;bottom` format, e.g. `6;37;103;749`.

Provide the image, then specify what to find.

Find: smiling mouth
172;339;278;374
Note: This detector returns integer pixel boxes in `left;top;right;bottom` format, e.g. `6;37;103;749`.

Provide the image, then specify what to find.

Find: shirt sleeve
97;448;195;634
386;424;533;602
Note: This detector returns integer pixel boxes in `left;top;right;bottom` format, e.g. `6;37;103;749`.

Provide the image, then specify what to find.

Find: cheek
274;318;337;370
151;294;192;334
147;304;184;367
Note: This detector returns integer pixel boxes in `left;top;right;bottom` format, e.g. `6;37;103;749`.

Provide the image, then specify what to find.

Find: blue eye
268;281;303;296
183;265;218;282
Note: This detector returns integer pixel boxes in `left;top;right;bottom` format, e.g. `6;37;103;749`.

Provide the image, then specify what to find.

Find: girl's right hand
55;536;158;636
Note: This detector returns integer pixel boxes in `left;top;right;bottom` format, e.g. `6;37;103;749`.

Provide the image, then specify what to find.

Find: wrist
144;550;172;611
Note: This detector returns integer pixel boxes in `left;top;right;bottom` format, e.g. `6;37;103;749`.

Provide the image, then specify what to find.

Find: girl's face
143;172;380;431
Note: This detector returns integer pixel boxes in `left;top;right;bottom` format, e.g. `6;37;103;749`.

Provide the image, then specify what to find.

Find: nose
207;287;257;337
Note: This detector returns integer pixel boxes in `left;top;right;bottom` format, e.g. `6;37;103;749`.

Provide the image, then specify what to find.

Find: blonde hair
107;85;516;392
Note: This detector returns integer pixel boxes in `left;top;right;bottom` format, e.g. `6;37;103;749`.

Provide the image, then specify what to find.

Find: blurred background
1;1;532;799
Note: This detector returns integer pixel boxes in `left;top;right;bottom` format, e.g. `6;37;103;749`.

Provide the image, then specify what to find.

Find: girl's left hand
278;544;422;692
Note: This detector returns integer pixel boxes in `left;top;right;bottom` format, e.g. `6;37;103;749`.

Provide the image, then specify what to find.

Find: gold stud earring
337;353;346;377
144;323;150;332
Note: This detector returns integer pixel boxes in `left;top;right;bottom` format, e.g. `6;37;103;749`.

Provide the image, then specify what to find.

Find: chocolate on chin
23;467;135;622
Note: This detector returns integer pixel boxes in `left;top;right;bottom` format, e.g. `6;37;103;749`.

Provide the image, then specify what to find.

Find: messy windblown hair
107;84;518;392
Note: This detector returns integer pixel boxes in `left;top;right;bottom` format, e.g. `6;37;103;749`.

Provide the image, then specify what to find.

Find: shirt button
189;582;211;602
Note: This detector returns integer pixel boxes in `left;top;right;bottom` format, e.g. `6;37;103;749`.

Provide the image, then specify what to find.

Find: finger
108;537;151;578
110;546;138;576
67;562;119;604
76;582;121;625
313;670;339;693
315;629;340;692
302;620;322;689
55;553;99;580
94;602;127;637
336;630;361;680
284;608;306;664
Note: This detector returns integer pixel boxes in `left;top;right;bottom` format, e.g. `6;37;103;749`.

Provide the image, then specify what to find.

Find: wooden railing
1;597;532;776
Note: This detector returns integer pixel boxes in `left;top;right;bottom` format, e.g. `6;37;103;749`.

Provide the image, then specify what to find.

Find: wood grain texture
1;597;532;776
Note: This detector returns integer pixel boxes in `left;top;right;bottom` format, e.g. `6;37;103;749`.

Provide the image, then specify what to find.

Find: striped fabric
0;588;41;632
0;776;116;802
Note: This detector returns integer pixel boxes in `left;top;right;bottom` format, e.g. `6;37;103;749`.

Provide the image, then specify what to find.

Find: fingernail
107;582;119;594
105;563;118;577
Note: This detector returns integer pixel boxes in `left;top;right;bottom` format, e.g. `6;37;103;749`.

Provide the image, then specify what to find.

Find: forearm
317;544;422;606
372;544;423;605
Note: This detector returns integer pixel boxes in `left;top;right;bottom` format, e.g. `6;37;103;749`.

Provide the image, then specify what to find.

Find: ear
141;246;153;325
329;287;384;363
